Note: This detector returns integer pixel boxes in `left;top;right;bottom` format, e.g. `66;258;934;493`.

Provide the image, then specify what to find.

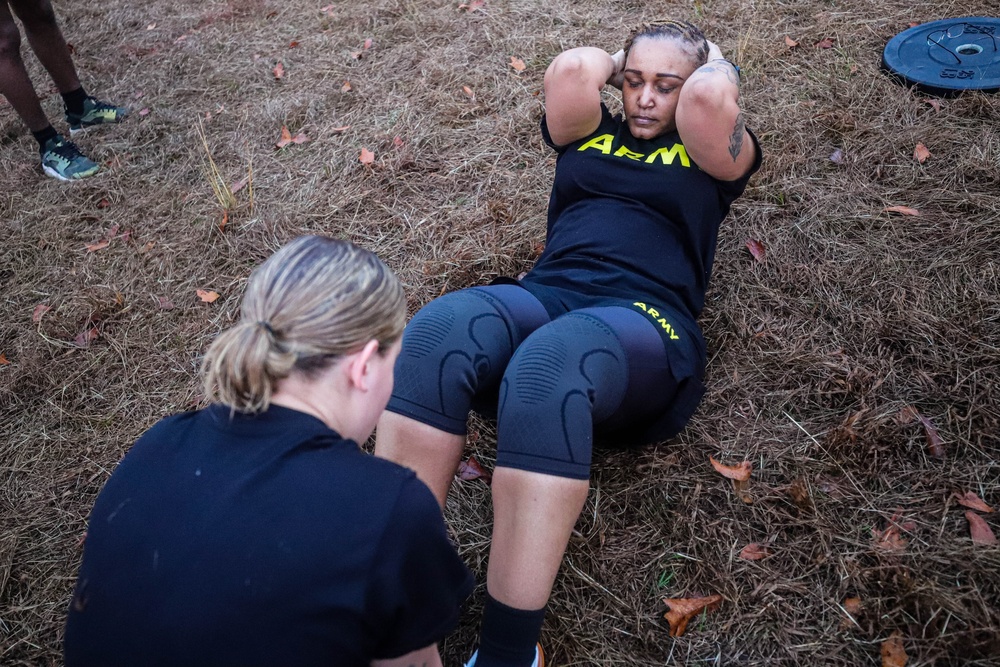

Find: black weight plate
881;17;1000;96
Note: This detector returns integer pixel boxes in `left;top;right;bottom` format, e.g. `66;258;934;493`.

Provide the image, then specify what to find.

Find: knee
14;0;57;30
0;22;22;59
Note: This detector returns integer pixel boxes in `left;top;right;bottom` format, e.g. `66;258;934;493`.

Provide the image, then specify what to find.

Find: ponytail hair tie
257;321;276;338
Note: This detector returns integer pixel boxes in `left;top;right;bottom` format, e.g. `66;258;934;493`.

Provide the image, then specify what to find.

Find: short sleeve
364;476;475;660
540;104;615;153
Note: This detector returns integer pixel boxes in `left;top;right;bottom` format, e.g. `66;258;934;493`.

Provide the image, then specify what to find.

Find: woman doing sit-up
376;20;761;667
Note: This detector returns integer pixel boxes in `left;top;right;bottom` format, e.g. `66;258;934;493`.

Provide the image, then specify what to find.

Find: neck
270;370;352;439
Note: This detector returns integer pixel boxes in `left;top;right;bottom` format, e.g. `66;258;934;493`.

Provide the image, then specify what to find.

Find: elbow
679;78;732;113
544;52;588;89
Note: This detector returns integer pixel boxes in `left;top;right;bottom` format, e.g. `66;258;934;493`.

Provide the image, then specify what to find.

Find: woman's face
622;37;701;140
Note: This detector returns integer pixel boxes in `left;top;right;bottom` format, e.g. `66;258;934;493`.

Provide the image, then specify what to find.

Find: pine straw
2;0;999;664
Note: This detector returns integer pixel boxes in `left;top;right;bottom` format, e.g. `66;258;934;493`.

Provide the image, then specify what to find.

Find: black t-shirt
64;404;474;667
521;104;762;362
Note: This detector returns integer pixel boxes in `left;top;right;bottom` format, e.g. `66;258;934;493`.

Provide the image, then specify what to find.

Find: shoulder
542;103;617;151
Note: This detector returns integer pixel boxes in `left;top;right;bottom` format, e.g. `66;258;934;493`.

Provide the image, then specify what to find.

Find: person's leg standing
0;1;50;132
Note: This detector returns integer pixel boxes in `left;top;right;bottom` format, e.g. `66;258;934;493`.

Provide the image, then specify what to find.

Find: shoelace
52;139;84;160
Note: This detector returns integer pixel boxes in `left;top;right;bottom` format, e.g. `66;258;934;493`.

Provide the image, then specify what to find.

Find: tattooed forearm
695;60;739;86
728;111;745;162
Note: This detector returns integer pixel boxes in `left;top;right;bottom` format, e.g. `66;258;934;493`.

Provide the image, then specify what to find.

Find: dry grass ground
2;0;999;664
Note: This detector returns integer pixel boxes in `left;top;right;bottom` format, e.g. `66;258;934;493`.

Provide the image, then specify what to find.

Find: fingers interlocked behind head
201;235;406;413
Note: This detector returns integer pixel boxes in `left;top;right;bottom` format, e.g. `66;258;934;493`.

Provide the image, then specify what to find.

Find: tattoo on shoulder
728;111;745;162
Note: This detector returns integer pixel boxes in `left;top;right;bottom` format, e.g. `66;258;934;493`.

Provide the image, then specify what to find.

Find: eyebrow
623;68;686;81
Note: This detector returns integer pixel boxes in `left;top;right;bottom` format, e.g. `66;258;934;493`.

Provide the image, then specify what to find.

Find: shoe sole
42;164;99;181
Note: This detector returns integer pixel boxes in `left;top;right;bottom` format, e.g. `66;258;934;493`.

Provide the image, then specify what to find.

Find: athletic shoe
464;643;545;667
40;135;100;181
66;96;128;135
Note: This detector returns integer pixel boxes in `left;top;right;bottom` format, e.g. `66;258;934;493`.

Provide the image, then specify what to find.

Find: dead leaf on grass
275;126;309;149
510;56;526;72
138;107;150;116
196;289;220;303
73;326;99;348
709;456;752;481
363;37;373;50
219;209;229;231
884;205;920;216
954;491;994;513
331;125;351;134
288;40;299;48
157;296;175;310
462;85;475;99
784;35;799;48
873;515;914;552
881;631;908;667
815;37;836;49
0;353;10;365
456;456;492;483
841;597;862;628
662;595;722;636
789;476;813;510
360;147;375;164
913;142;931;163
341;80;352;92
273;62;284;79
738;543;771;560
459;0;485;11
231;175;250;193
32;304;52;323
393;135;404;148
966;511;997;545
745;238;766;262
924;99;941;112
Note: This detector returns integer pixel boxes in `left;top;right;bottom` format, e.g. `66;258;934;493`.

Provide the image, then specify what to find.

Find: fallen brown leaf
913;142;931;163
275;125;292;148
393;135;404;148
341;80;352;92
815;37;836;49
925;98;941;112
459;0;485;11
85;239;110;252
196;289;220;303
954;491;994;513
288;40;299;48
273;61;284;79
745;238;766;262
231;175;250;193
789;476;812;510
663;595;722;637
884;205;920;216
709;456;752;481
32;304;52;323
359;147;375;164
456;456;492;483
510;55;526;72
738;543;771;560
73;326;99;348
841;597;862;628
462;85;475;99
363;37;373;50
881;631;907;667
784;35;799;48
0;353;10;365
157;296;175;310
966;511;997;545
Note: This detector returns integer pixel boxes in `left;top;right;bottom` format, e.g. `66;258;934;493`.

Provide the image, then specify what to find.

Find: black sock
33;125;59;150
475;593;546;667
62;87;88;116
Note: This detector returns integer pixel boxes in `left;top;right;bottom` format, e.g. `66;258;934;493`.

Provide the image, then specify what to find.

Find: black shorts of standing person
0;0;127;180
64;236;475;667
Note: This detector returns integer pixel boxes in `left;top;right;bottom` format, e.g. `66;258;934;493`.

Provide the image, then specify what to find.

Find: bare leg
0;2;49;131
486;467;589;609
10;0;80;93
374;411;465;509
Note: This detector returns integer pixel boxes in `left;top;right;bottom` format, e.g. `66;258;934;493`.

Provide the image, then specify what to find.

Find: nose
638;84;655;108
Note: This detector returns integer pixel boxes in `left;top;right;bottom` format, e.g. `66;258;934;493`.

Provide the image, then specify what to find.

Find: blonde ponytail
201;236;406;413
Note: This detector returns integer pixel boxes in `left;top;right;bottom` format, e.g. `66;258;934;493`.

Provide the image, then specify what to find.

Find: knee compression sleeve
386;285;550;434
495;312;632;479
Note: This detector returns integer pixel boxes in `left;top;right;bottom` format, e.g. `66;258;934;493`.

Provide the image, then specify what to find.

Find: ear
346;339;381;392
